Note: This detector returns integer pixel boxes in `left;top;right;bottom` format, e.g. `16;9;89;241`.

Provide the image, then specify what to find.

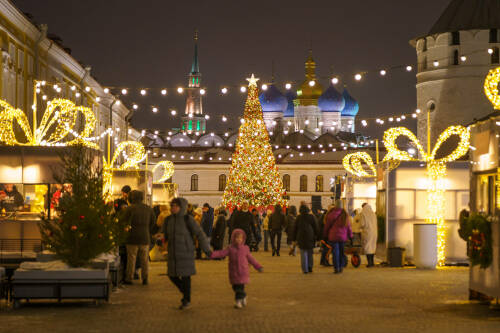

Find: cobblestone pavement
1;251;499;333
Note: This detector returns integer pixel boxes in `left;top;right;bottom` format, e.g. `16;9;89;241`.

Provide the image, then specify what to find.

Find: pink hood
230;228;247;247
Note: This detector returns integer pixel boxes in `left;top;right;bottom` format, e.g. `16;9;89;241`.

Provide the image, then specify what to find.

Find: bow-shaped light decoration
484;67;500;110
152;161;175;183
103;141;146;201
383;125;470;266
343;152;377;178
0;98;98;149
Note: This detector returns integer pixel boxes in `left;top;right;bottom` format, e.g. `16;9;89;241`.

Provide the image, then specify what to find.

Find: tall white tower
411;0;500;144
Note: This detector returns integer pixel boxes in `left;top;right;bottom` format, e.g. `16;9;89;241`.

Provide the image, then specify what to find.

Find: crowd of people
114;186;378;310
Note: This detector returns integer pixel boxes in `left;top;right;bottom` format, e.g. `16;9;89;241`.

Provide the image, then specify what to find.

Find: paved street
0;251;499;333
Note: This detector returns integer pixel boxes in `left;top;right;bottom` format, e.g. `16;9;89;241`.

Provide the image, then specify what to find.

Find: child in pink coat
211;228;263;308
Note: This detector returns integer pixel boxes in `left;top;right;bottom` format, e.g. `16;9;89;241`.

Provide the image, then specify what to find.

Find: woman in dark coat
162;197;211;309
211;208;227;251
291;204;318;274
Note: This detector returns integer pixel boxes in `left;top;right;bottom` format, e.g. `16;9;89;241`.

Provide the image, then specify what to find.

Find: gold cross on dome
246;74;260;87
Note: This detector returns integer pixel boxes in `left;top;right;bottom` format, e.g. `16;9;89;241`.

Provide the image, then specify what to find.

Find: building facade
411;0;500;145
155;148;352;209
0;0;139;152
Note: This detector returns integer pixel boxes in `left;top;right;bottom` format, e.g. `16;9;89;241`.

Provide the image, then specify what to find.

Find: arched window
282;174;290;192
218;174;227;191
453;50;459;65
191;174;198;191
492;47;500;64
490;29;498;43
300;175;308;192
315;175;324;192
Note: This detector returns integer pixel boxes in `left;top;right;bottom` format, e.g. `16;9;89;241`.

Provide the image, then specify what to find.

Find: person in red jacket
323;208;353;274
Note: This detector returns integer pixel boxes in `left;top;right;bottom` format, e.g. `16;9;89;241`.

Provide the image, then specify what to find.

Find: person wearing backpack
291;204;318;273
162;197;212;310
323;207;352;274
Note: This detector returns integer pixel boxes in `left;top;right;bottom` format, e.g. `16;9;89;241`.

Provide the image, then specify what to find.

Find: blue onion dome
318;84;345;112
341;89;359;117
284;90;297;117
259;84;287;112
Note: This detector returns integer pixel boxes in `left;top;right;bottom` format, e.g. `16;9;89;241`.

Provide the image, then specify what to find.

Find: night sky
13;0;451;139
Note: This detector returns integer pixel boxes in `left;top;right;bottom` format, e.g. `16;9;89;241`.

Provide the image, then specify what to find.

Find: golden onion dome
295;50;323;106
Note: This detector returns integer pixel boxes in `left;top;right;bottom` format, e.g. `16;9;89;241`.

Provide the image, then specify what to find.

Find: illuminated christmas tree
222;74;287;209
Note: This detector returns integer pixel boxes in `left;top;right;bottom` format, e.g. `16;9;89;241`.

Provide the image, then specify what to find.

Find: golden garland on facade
383;125;470;266
0;98;98;149
103;141;146;200
152;160;175;183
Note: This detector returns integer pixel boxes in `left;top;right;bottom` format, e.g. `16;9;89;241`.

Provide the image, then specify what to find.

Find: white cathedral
260;50;359;137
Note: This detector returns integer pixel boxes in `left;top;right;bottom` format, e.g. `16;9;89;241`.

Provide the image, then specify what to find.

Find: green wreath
458;212;493;269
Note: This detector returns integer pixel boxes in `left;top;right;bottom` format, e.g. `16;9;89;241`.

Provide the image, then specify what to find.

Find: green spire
191;29;199;74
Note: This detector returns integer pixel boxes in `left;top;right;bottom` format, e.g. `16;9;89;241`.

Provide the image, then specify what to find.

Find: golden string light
152;160;175;183
383;125;470;266
103;141;146;200
0;98;98;148
342;152;377;178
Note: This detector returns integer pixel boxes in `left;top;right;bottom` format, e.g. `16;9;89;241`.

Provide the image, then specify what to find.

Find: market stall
377;160;470;264
468;114;500;299
0;146;98;268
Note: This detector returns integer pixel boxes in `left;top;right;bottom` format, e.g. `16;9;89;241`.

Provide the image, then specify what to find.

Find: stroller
321;235;361;268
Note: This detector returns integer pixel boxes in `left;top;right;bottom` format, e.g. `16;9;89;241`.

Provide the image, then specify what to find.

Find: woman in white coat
360;203;378;267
